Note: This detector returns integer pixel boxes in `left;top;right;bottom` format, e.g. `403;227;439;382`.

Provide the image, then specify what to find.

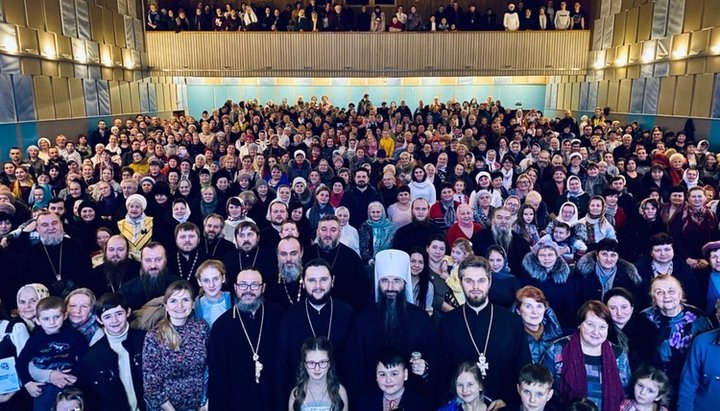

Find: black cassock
221;246;278;286
305;243;370;310
438;304;532;408
346;302;439;399
275;297;354;400
208;303;284;411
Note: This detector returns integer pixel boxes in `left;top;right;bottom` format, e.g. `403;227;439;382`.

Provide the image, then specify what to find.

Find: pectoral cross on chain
477;353;489;377
253;354;263;383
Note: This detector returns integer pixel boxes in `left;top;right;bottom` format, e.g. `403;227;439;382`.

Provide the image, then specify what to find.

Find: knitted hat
294;150;306;158
475;171;491;183
292;177;307;187
126;194;147;210
373;249;414;303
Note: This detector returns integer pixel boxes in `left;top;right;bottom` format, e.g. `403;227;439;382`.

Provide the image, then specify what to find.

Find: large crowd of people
0;93;718;411
146;1;588;32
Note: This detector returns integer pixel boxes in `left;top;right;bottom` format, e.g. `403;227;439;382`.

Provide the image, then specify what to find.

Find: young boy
194;259;232;326
76;292;146;410
355;349;432;411
517;363;555;411
535;222;587;264
17;296;88;411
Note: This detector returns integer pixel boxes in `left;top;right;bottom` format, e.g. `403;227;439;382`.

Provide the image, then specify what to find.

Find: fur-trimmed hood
575;251;642;285
521;252;572;284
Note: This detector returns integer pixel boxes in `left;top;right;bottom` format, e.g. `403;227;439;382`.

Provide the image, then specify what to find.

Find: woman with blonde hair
143;280;209;411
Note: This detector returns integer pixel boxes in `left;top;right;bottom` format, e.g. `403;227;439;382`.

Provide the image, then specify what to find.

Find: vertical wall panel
129;81;140;113
608;80;620;111
97;80;110;115
674;75;694;116
124;15;134;51
643;77;660;114
637;4;654;41
597;81;609;108
108;80;121;114
613;12;626;47
691;74;714;117
102;9;115;45
26;0;46;30
13;74;36;121
667;0;686;36
0;74;17;123
588;82;599;110
52;77;71;119
76;0;91;40
658;76;676;114
624;7;639;45
120;81;131;113
703;0;720;28
60;0;77;38
33;76;55;120
592;20;604;51
602;17;614;50
139;81;149;112
68;78;85;117
630;78;645;113
683;0;703;32
652;0;669;39
617;79;632;112
148;82;157;112
82;78;98;116
4;0;27;26
712;73;720;118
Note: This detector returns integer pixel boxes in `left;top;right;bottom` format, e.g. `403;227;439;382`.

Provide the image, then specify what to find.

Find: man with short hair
208;267;283;411
304;215;368;309
222;220;277;286
347;249;438;399
24;211;91;296
259;200;286;248
167;222;208;293
339;168;381;228
76;293;146;410
471;206;530;273
201;213;235;259
392;198;443;253
47;197;68;224
87;235;140;297
438;255;531;408
276;258;354;398
90;120;109;146
118;242;180;310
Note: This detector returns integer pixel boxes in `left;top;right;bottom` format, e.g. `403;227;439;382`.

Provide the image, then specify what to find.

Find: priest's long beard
40;233;63;246
491;226;512;252
378;290;407;348
279;261;302;282
104;258;130;290
140;267;170;298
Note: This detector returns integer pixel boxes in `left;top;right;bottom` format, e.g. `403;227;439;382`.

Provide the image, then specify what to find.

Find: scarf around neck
442;199;456;227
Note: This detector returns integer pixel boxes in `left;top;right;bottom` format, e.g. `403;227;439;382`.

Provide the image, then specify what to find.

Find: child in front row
517;363;556;411
620;365;670;411
195;259;232;327
17;296;88;411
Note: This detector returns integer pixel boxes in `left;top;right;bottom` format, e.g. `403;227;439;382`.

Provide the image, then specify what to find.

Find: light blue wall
186;81;548;119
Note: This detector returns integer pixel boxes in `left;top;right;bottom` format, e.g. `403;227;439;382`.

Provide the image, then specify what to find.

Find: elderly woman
542;300;631;411
117;194;154;260
65;288;103;344
446;204;483;245
335;206;360;256
358;201;396;265
635;275;712;395
520;241;578;328
143;280;209;411
15;283;49;333
669;186;717;269
513;286;562;363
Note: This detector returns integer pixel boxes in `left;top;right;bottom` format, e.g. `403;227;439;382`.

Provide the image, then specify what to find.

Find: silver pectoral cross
253;354;263;383
477;353;489;377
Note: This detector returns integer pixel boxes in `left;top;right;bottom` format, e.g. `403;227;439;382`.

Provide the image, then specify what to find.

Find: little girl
444;239;473;307
194;259;232;327
620;365;670;411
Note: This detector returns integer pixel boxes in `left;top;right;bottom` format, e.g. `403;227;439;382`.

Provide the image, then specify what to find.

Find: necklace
317;246;341;270
41;241;64;281
462;304;494;377
278;274;303;304
204;238;221;257
234;304;265;383
305;298;333;339
176;250;200;281
240;247;260;271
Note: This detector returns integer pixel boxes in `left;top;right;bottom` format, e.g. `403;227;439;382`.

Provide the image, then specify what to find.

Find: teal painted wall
186;82;548;119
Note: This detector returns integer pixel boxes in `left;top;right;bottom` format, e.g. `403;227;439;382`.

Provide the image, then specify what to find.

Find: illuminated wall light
672;47;687;59
75;49;87;62
641;50;655;63
712;44;720;54
1;35;17;53
43;46;56;59
593;58;604;69
615;56;627;66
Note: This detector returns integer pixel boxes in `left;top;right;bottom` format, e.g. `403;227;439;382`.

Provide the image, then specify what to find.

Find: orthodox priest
303;215;369;309
438;255;531;408
275;258;354;401
221;221;277;285
207;267;283;411
346;249;439;399
201;213;235;259
167;222;208;295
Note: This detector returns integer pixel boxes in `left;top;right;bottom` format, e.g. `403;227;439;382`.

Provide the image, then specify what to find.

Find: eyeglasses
305;360;330;369
235;282;263;290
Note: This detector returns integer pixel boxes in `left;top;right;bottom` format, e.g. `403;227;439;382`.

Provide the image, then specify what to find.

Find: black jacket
76;328;147;411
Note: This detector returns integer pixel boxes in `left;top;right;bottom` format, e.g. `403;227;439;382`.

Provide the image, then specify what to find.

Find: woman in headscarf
117;194;154;260
669;186;717;269
306;186;334;231
629;198;667;259
557;175;589;217
25;145;45;176
291;177;313;208
15;283;50;333
335;206;360;256
37;137;51;163
199;186;220;220
358;201;396;265
69;200;109;253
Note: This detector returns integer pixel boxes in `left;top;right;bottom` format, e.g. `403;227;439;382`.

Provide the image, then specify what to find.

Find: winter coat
520;252;582;328
574;251;643;304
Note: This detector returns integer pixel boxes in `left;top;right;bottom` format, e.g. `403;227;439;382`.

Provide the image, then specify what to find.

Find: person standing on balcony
503;3;520;31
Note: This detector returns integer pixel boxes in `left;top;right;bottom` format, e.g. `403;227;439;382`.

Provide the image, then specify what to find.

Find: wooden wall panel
637;4;654;42
571;83;581;109
702;0;719;29
113;12;126;48
129;81;140;113
43;0;62;34
691;73;714;117
40;60;57;77
684;0;704;33
33;75;55;120
145;31;591;77
624;7;639;45
26;0;45;30
658;76;677;115
617;79;632;112
597;80;610;107
68;78;86;117
608;80;620;111
4;0;27;26
88;3;104;43
108;80;121;114
119;81;131;114
674;75;694;116
102;9;115;45
52;77;71;119
613;12;626;47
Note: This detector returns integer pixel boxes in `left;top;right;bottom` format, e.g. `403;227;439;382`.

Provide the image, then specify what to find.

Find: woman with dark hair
669;186;717;269
289;200;313;247
408;165;436;203
629;198;667;259
603;287;642;367
541;300;631;411
409;247;434;316
306;186;334;231
288;337;348;411
143;280;209;411
486;245;520;309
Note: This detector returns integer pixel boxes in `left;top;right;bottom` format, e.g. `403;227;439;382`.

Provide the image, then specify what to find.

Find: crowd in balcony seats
146;0;588;32
1;93;719;410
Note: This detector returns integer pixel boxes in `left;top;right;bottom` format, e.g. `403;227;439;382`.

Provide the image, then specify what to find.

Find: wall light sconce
42;46;56;59
102;57;113;66
641;49;655;63
711;44;720;54
672;48;687;59
0;35;17;53
615;55;627;66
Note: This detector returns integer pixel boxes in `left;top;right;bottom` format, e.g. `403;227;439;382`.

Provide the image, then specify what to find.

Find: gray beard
237;295;264;313
40;233;64;246
318;239;339;252
279;262;302;282
491;226;512;251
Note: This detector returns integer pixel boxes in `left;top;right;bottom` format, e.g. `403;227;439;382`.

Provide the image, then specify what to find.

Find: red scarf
560;331;624;411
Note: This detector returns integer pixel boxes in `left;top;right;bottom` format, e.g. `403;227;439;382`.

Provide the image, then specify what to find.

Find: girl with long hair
288;337;348;411
409;247;434;316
